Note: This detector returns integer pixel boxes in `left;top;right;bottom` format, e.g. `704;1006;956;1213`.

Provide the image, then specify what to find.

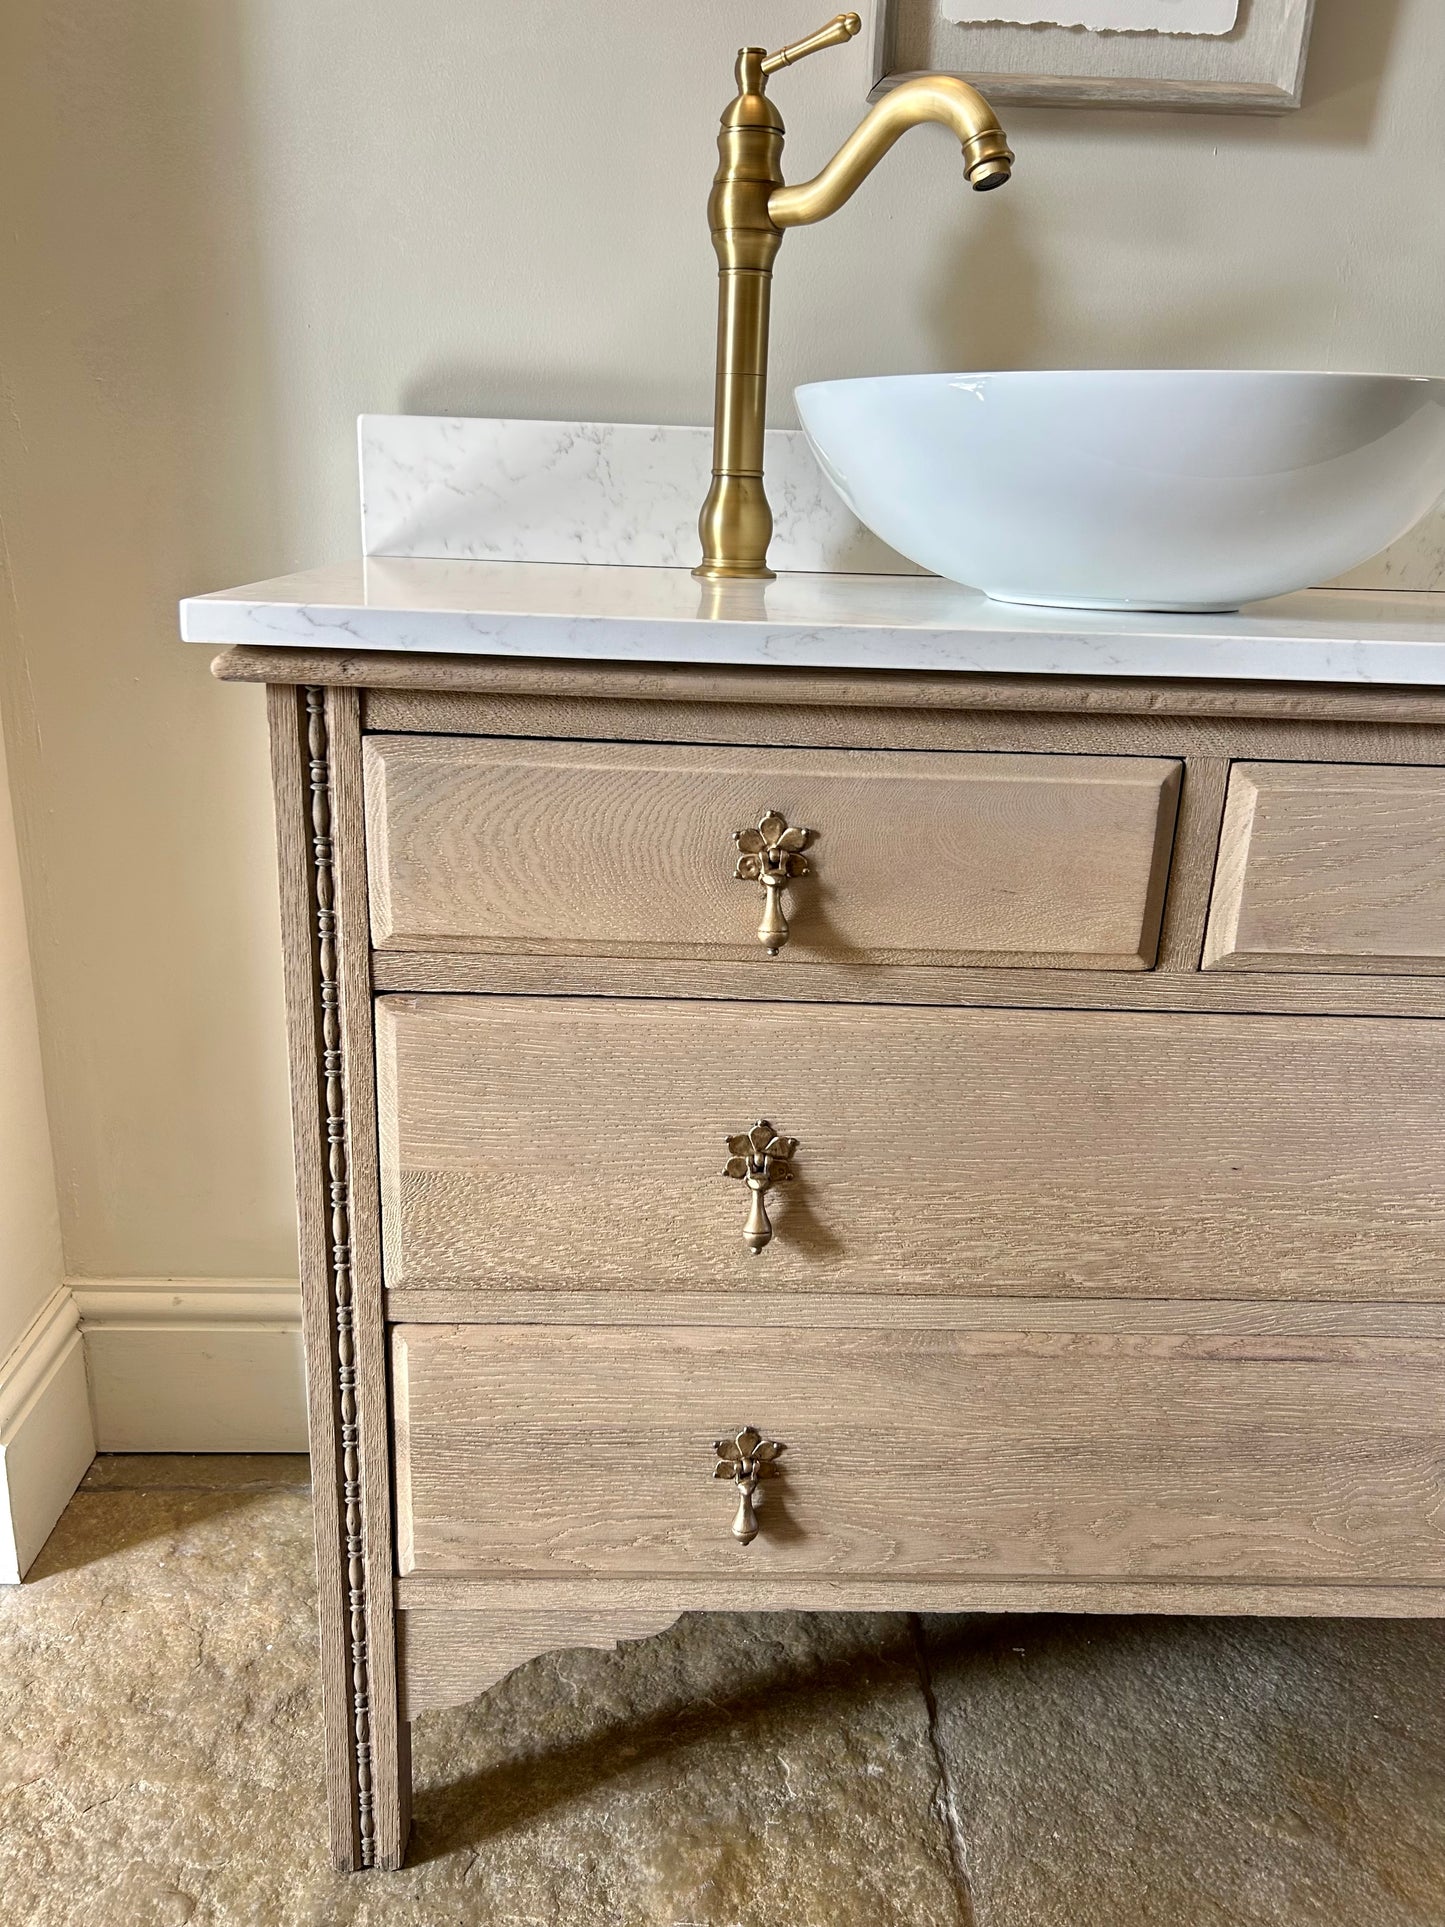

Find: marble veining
359;415;919;573
359;414;1445;593
180;414;1445;685
181;557;1445;686
1336;503;1445;592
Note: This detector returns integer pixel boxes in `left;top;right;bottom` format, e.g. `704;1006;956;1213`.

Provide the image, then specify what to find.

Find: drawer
363;736;1181;970
1204;762;1445;974
376;996;1445;1300
392;1322;1445;1582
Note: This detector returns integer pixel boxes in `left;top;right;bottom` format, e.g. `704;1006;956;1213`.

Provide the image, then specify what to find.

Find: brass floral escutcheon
733;809;814;954
713;1426;786;1544
724;1120;798;1254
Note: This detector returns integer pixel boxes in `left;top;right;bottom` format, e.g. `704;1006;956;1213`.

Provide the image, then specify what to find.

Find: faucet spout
769;75;1013;229
693;33;1012;584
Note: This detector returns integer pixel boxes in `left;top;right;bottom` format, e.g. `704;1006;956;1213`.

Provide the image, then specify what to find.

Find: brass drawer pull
733;809;815;955
724;1120;798;1253
714;1426;785;1545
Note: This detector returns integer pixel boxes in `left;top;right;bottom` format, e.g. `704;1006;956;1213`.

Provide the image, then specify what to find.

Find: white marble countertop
182;556;1445;686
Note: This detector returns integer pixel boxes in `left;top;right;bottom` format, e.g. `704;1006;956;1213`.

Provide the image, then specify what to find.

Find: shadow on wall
919;0;1407;374
1300;0;1404;125
399;363;643;426
399;0;1409;427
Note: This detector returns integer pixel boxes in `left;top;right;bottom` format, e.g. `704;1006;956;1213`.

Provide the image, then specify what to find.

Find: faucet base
696;462;776;583
692;562;777;583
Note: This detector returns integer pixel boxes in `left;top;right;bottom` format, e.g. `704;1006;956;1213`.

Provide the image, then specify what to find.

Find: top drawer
1205;763;1445;974
363;736;1180;970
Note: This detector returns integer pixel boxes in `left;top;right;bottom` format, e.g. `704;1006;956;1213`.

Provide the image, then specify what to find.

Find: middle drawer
376;995;1445;1301
363;735;1181;969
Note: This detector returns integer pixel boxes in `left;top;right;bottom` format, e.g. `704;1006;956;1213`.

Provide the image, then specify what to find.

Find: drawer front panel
1205;762;1445;973
364;736;1180;970
376;996;1445;1300
393;1322;1445;1582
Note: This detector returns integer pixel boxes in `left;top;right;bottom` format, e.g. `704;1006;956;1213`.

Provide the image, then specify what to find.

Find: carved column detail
305;686;376;1869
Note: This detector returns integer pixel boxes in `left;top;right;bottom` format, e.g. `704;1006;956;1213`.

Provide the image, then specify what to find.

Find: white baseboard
0;1287;95;1583
73;1279;307;1454
2;1278;308;1577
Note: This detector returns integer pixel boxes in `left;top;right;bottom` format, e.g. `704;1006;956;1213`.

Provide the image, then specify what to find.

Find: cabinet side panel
268;685;404;1872
266;684;359;1872
325;686;406;1869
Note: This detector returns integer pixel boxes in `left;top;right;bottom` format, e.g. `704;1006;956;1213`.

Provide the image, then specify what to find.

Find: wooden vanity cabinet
221;646;1445;1872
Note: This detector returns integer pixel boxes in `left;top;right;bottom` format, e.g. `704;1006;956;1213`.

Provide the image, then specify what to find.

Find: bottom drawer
392;1322;1445;1585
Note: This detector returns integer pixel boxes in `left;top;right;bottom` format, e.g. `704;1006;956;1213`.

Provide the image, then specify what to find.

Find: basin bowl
794;370;1445;611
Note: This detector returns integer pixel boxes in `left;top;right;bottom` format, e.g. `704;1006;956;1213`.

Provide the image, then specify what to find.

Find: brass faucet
694;13;1014;582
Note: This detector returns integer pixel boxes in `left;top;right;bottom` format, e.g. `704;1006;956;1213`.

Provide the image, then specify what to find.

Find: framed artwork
870;0;1318;112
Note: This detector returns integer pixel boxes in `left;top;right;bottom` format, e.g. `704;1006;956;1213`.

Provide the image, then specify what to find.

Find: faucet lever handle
761;12;862;74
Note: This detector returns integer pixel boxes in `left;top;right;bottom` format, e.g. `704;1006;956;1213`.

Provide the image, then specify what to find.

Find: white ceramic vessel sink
795;370;1445;612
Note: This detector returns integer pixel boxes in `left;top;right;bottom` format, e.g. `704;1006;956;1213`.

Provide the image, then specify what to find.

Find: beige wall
0;0;1441;1280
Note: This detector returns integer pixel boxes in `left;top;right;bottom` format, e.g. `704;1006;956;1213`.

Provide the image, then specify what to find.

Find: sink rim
793;368;1445;612
796;368;1445;394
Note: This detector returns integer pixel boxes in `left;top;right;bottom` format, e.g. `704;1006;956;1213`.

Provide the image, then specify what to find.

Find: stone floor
4;1459;1445;1926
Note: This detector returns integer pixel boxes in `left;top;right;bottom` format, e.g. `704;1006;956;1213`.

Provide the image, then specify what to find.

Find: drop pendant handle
714;1427;786;1544
733;810;815;956
723;1120;798;1254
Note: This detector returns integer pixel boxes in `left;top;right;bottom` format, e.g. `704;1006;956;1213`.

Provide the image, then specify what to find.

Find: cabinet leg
270;683;404;1875
325;1707;410;1872
371;1723;412;1872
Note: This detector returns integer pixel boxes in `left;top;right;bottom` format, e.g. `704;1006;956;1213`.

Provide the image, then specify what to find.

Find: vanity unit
188;544;1445;1870
174;16;1445;1870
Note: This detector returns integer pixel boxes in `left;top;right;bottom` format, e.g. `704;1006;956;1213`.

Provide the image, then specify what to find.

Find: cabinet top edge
213;645;1445;727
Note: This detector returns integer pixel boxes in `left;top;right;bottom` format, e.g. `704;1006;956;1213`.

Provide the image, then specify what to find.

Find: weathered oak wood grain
364;689;1445;772
364;735;1180;969
376;995;1445;1300
1205;762;1445;973
268;686;405;1872
396;1575;1445;1623
397;1607;685;1720
392;1322;1445;1583
369;948;1445;1016
325;688;408;1870
382;1292;1445;1337
212;645;1445;728
244;650;1445;1853
1154;757;1231;972
267;685;358;1870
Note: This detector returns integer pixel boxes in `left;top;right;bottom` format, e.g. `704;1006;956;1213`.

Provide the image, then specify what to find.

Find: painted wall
0;0;1442;1281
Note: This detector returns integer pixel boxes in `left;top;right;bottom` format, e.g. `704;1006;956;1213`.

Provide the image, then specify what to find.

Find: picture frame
869;0;1318;113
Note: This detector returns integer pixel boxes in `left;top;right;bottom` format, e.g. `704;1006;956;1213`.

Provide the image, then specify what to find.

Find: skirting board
73;1279;307;1453
0;1287;94;1584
